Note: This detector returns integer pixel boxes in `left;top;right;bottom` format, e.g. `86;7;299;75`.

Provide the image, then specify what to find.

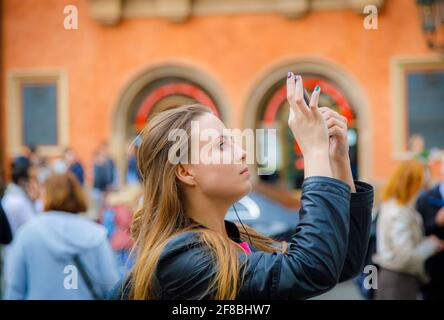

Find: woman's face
183;113;252;203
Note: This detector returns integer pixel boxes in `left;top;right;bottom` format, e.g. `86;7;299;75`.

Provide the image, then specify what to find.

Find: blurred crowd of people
0;141;142;299
373;134;444;300
1;133;444;300
373;159;444;300
353;134;444;300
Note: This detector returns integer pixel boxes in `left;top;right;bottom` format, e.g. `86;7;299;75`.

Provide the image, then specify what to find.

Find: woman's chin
239;180;253;197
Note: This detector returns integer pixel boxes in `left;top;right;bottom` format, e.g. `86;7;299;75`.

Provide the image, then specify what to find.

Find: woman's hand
319;107;356;192
319;107;349;160
286;72;332;179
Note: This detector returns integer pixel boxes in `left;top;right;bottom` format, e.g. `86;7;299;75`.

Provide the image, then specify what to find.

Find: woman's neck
185;193;230;238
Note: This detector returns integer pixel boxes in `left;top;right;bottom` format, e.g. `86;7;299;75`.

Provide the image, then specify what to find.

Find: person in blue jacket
5;172;119;300
110;73;373;300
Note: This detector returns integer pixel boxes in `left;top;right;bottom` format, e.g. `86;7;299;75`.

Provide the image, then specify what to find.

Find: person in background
1;161;39;237
14;145;38;169
126;141;140;185
1;161;40;298
93;143;116;193
65;148;85;186
101;183;142;277
0;176;12;245
374;160;444;300
35;156;51;185
0;176;12;299
408;134;429;164
100;142;117;189
415;156;444;300
5;172;119;300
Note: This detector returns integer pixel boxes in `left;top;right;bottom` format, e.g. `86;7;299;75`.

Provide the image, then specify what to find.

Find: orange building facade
3;0;444;190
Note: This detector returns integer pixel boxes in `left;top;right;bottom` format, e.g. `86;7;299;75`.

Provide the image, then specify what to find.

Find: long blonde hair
129;104;287;300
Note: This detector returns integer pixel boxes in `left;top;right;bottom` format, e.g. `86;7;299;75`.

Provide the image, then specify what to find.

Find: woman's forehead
193;113;226;134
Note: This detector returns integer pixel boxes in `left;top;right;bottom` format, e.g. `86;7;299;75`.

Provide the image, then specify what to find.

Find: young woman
374;160;444;300
5;173;119;299
110;73;374;300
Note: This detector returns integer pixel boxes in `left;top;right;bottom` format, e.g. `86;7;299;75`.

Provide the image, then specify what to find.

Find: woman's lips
240;167;249;175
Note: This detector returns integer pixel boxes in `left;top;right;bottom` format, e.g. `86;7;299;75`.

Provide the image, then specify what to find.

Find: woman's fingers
287;72;308;118
286;72;297;123
308;85;322;119
326;117;347;130
286;72;296;108
327;125;346;138
309;86;320;109
294;75;310;116
319;107;347;124
310;86;321;109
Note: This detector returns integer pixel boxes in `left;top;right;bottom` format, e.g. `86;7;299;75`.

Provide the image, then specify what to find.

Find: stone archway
110;62;231;185
244;57;373;183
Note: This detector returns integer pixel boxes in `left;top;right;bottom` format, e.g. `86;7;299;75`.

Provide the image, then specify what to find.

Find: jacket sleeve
240;176;351;299
4;230;28;299
153;176;351;300
339;181;374;282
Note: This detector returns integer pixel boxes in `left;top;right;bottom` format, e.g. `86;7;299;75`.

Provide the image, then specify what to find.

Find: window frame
7;70;69;157
390;55;444;160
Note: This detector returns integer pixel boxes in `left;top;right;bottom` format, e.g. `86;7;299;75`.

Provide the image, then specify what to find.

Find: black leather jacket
109;176;373;300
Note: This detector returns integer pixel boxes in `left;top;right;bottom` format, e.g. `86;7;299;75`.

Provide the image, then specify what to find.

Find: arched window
131;79;221;133
244;59;369;190
111;64;229;185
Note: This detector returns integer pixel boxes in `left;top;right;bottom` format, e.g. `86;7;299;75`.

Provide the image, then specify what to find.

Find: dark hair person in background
5;173;118;299
1;161;38;237
109;73;373;300
1;162;38;299
13;145;36;168
64;148;85;185
415;156;444;300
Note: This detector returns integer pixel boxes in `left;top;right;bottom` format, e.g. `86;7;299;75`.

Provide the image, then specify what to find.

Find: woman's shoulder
108;231;213;300
380;200;407;216
158;231;209;263
164;230;201;247
153;231;218;299
380;200;421;225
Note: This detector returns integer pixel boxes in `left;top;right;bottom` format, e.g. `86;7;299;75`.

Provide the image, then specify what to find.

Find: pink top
239;241;252;254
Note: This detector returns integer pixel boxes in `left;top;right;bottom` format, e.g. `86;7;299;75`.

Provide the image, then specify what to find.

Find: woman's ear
176;164;196;187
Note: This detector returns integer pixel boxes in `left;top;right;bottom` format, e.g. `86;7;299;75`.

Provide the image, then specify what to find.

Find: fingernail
295;75;301;81
287;72;292;78
315;85;320;91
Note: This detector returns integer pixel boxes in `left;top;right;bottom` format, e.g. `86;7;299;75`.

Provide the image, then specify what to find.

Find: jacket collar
189;219;242;243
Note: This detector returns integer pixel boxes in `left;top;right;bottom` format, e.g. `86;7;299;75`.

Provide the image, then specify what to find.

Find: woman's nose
235;143;247;162
241;148;247;161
